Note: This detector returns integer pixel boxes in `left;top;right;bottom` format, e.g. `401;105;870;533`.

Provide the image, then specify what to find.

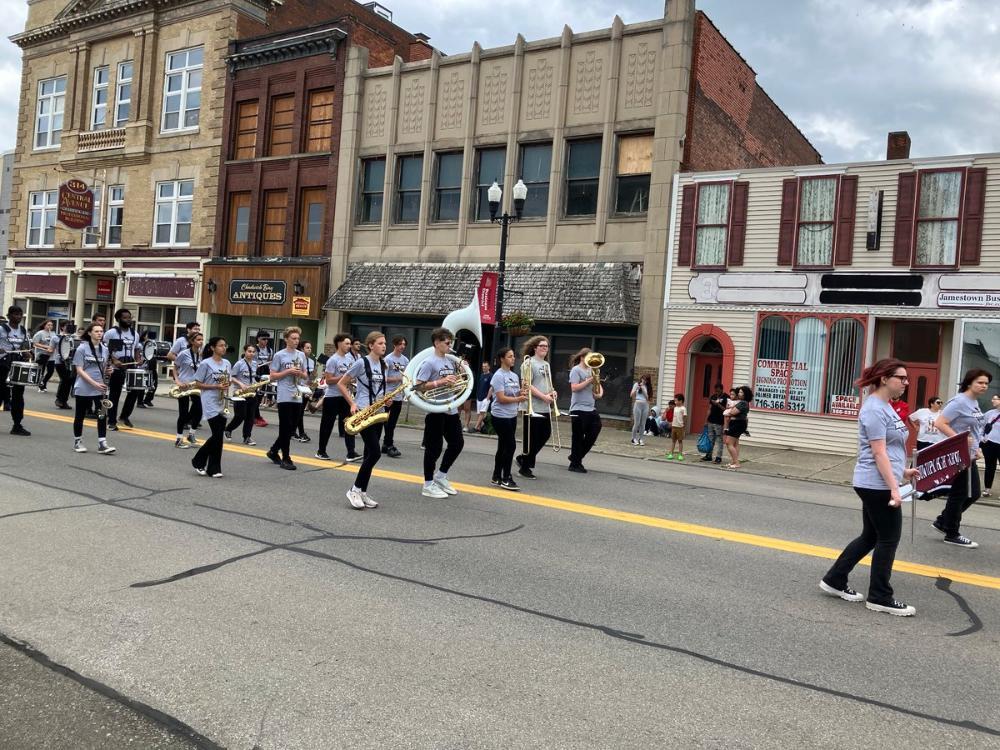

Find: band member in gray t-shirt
316;333;360;462
172;332;204;449
266;327;308;470
0;305;31;436
489;347;528;491
339;331;388;510
71;323;115;454
382;335;409;458
516;336;557;480
192;337;232;478
567;348;603;473
415;327;464;499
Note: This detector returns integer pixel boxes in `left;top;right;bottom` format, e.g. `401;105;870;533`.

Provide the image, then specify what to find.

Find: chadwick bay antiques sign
229;280;286;305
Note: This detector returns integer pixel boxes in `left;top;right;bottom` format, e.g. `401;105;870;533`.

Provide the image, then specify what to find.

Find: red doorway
689;351;724;435
891;320;942;450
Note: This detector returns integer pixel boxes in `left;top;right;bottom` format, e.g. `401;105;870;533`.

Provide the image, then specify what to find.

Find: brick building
322;2;820;416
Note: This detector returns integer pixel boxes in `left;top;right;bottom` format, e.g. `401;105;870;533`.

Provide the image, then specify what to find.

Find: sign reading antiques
229;280;286;305
57;179;95;229
937;292;1000;309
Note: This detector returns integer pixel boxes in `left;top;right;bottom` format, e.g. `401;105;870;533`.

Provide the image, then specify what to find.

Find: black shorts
725;421;747;439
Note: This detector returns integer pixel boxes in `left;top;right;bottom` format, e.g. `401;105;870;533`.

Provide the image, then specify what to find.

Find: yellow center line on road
24;409;1000;591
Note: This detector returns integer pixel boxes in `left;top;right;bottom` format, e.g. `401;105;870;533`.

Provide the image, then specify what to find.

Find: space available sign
937;291;1000;308
229;279;286;305
829;394;861;417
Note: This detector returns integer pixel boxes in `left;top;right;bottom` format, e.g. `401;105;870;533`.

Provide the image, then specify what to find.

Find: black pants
492;415;518;481
225;400;254;440
983;442;1000;489
55;363;74;405
108;368;140;424
36;355;54;386
355;423;384;492
271;402;299;461
383;400;403;447
569;410;602;466
0;364;24;427
645;416;661;436
318;397;355;455
936;462;980;537
823;487;902;605
73;395;107;440
295;402;309;437
423;412;464;481
176;395;202;434
144;363;158;405
520;413;551;470
193;414;226;475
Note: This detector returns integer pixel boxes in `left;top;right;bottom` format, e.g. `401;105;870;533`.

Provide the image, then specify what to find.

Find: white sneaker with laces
97;444;117;455
361;492;378;509
865;600;916;616
74;442;87;453
819;580;864;602
943;535;979;549
421;483;448;499
638;440;645;446
346;488;366;509
434;477;457;495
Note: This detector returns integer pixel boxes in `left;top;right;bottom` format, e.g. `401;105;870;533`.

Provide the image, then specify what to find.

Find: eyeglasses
536;343;549;348
890;374;909;383
933;400;942;404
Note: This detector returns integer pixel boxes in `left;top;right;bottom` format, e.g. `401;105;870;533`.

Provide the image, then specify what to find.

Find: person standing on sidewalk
821;358;917;617
666;394;686;460
931;368;990;549
701;383;728;464
473;360;493;434
629;374;651;446
980;394;1000;497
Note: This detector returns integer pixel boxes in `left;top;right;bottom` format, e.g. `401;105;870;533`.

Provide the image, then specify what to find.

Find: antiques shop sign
229;280;286;305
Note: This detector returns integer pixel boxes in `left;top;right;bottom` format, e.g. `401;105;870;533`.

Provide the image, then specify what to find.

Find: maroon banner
915;431;970;493
57;179;94;229
96;278;114;301
478;271;498;325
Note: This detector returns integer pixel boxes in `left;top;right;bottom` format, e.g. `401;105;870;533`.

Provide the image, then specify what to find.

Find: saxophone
344;375;410;435
97;349;114;420
168;383;201;398
232;375;270;399
218;372;231;417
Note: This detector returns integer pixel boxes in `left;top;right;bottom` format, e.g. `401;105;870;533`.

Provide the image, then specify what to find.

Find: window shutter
678;183;696;266
727;181;749;266
892;172;917;266
777;178;797;266
960;167;986;266
834;175;858;266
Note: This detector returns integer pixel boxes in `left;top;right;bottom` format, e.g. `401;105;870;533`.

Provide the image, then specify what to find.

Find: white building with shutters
658;136;999;455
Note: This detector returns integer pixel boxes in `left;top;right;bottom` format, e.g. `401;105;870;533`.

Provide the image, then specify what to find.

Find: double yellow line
24;409;1000;591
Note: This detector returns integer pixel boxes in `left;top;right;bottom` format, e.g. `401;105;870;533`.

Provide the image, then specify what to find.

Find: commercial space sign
754;358;813;412
57;179;95;229
229;280;286;305
478;272;498;325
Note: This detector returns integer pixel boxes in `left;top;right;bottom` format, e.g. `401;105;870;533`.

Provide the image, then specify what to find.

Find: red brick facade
684;13;822;171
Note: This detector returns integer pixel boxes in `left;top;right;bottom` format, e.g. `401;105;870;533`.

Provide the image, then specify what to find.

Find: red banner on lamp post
915;431;971;493
478;271;498;325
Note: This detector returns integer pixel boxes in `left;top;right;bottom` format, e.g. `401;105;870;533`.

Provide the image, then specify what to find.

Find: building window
305;90;334;153
261;190;287;256
35;77;66;149
795;176;838;267
114;62;133;127
358;158;385;225
153;180;194;246
268;95;295;156
82;188;102;247
564;138;601;216
233;100;258;160
106;186;124;247
27;190;58;247
475;147;505;221
614;133;652;215
915;170;962;267
433;152;462;222
395;154;423;224
694;182;730;268
227;192;251;256
519;142;551;219
91;66;109;130
299;188;325;255
753;312;866;416
161;46;203;132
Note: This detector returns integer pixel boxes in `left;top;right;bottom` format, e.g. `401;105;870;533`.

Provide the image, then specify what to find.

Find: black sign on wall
229;279;286;305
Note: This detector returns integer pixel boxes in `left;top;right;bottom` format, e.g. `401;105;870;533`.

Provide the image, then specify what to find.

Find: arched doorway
674;324;735;434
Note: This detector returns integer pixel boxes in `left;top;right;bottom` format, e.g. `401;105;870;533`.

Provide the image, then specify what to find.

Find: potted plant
501;312;535;336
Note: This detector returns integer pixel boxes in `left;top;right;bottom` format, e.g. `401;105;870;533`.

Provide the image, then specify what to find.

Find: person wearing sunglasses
909;395;944;451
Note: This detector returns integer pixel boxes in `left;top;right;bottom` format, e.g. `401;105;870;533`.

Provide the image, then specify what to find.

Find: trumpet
345;376;410;435
584;352;605;394
217;373;231;417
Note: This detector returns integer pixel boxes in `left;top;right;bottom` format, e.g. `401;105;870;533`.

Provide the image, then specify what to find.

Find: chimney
408;33;433;62
886;131;911;160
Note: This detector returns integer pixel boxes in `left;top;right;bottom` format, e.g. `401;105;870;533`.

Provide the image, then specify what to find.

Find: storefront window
959;320;1000;409
754;313;866;416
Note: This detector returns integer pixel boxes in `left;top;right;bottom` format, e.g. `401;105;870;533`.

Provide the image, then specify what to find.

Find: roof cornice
227;27;347;72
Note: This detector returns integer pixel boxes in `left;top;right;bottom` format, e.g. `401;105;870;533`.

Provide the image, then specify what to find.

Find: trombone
544;362;562;453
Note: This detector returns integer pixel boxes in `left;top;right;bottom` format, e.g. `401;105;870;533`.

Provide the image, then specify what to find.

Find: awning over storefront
324;262;642;325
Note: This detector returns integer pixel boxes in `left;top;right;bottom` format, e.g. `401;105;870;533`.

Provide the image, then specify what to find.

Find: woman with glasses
516;336;557;480
821;359;917;617
909;396;944;451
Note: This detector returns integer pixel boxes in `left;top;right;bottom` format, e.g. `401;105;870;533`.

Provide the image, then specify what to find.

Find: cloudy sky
0;0;996;163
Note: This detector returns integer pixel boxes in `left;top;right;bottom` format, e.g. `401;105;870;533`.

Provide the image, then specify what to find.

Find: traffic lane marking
22;409;1000;591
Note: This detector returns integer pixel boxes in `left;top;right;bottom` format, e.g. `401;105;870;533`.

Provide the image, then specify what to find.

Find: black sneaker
120;417;133;428
490;476;501;486
108;423;119;432
700;455;713;462
819;580;864;602
518;467;536;480
266;449;282;465
944;535;979;549
865;599;916;616
515;455;524;469
10;425;31;437
280;460;297;471
314;451;331;460
568;463;587;473
224;431;232;441
714;457;722;464
243;438;257;446
386;446;401;458
381;445;390;454
345;453;363;463
499;478;521;492
931;519;947;535
299;434;311;443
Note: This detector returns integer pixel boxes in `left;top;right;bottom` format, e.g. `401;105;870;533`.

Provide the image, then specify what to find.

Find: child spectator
667;394;687;460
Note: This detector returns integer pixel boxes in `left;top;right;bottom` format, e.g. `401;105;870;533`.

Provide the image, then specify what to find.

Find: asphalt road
1;391;999;749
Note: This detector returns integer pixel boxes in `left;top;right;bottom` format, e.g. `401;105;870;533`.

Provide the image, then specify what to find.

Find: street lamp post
488;179;527;356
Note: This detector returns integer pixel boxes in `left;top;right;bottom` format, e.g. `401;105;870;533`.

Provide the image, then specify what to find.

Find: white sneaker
361;492;379;509
819;580;864;602
97;444;116;455
74;442;87;453
174;438;190;449
631;439;638;445
211;472;224;478
865;600;916;617
194;466;207;476
421;484;448;499
638;440;645;446
434;477;458;495
346;488;366;509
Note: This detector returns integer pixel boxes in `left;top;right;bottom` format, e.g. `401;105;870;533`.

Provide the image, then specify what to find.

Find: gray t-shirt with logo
941;392;986;454
416;353;460;415
853;396;909;490
72;342;109;398
570;365;596;412
270;349;306;404
527;358;551;415
195;357;232;420
345;356;386;410
323;352;352;399
384;351;409;402
489;369;521;419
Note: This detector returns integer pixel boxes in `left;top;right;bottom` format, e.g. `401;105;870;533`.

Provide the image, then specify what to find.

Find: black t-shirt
707;393;728;425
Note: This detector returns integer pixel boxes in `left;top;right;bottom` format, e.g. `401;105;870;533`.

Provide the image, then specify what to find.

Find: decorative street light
488;178;527;354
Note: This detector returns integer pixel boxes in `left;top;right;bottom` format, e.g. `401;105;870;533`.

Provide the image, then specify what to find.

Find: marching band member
253;331;273;426
516;336;556;480
567;348;603;473
138;330;159;408
293;340;316;443
192;337;232;478
225;344;258;445
31;319;56;393
102;308;143;430
266;326;307;470
315;333;361;462
53;321;76;409
382;335;408;458
489;347;526;491
339;331;388;509
166;321;200;362
0;305;31;436
71;322;116;454
172;332;204;449
415;327;463;499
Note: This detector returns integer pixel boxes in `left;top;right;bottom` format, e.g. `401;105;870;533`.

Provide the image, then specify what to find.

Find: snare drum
154;341;171;358
125;368;151;392
142;340;157;361
7;360;40;386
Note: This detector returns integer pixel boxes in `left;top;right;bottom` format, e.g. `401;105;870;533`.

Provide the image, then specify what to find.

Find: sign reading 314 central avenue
229;280;286;305
57;179;95;230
